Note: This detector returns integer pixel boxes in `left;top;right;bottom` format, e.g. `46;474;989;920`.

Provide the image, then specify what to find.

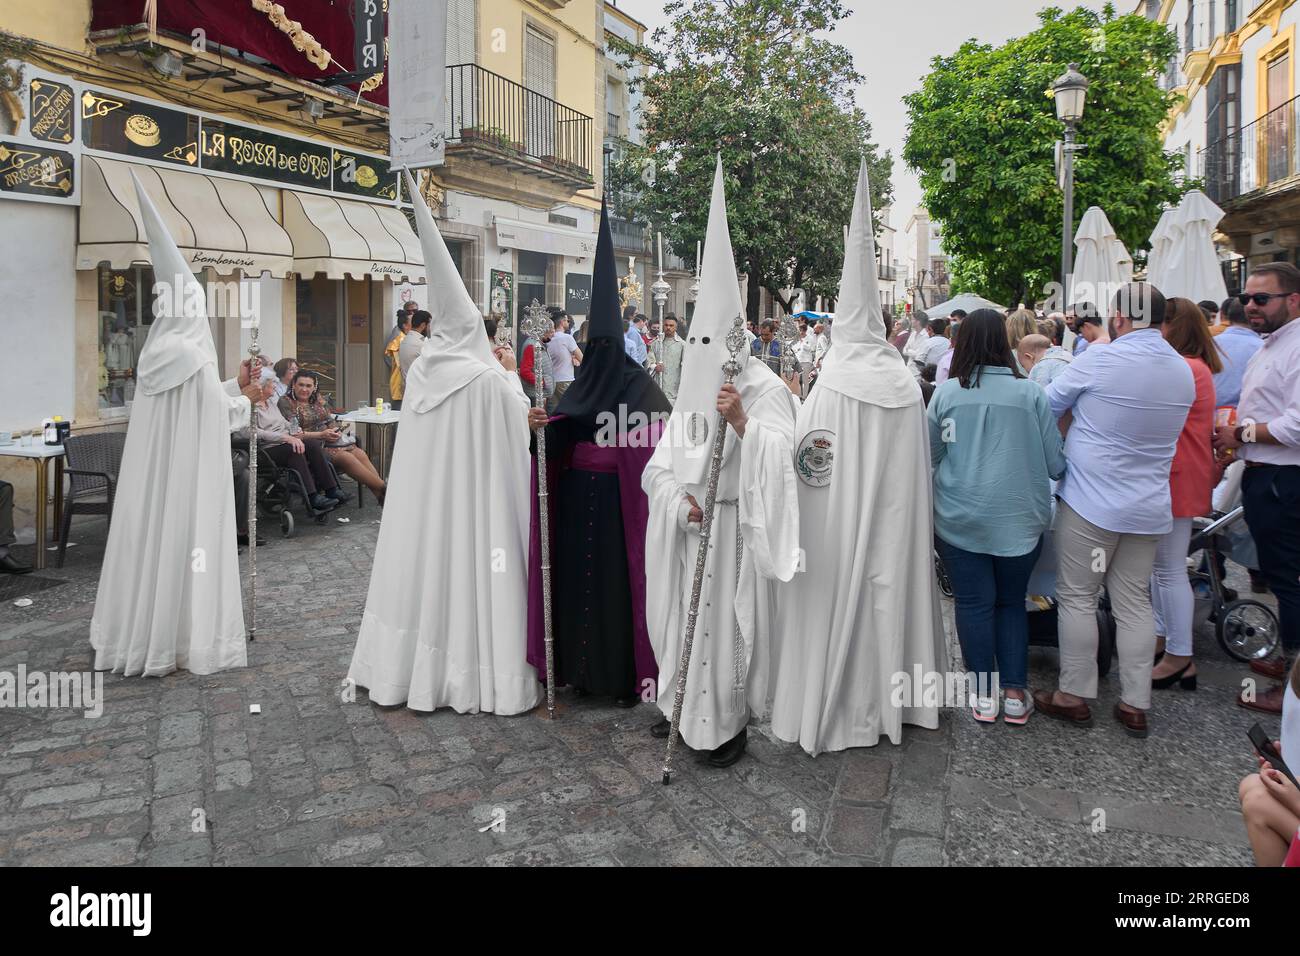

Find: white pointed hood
402;170;519;412
814;160;918;408
667;155;747;486
131;171;219;395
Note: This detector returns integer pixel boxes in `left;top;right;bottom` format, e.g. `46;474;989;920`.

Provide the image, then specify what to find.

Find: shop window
97;265;155;414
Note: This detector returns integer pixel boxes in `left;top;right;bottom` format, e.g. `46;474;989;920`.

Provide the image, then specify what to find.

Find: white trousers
1151;517;1195;657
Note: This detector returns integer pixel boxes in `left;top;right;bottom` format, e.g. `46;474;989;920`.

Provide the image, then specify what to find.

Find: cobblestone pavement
0;501;1276;866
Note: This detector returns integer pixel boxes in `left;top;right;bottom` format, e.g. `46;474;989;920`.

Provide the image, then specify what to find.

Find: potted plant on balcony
461;125;524;155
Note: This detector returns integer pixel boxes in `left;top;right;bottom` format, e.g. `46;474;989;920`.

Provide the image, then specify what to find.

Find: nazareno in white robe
346;369;542;714
764;391;948;754
642;360;800;751
90;374;250;676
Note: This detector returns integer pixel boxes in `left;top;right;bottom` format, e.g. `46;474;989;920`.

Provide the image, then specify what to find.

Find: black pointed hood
585;199;623;342
551;196;669;440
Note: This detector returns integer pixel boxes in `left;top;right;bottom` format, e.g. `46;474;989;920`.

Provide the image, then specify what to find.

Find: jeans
1151;517;1195;656
1242;464;1300;654
935;535;1043;695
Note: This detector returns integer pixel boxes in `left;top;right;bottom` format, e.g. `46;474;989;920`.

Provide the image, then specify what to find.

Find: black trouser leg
265;444;317;496
1243;465;1300;654
301;439;337;491
231;450;249;535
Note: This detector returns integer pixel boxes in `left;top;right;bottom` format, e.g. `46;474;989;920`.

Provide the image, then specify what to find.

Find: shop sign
200;119;331;189
565;272;591;316
333;147;397;200
82;89;199;166
28;78;74;144
0;140;74;197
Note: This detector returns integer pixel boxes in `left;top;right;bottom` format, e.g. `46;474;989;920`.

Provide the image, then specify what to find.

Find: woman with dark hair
279;369;386;505
1149;297;1223;690
928;309;1066;725
484;316;516;371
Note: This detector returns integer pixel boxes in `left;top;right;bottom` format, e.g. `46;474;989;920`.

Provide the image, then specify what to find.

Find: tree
607;0;891;322
902;4;1184;306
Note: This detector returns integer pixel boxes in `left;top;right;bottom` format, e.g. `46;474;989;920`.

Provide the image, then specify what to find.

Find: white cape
643;362;800;751
90;374;249;676
764;390;948;754
347;371;542;714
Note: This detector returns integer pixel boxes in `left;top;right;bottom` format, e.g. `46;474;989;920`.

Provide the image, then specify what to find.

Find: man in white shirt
398;309;429;383
545;311;582;411
1214;263;1300;714
919;316;951;370
1036;283;1194;738
902;311;931;375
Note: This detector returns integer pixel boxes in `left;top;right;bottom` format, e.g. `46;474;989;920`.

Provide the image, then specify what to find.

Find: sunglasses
1237;292;1293;306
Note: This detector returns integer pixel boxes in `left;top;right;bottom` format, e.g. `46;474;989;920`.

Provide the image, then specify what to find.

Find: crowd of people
906;273;1299;866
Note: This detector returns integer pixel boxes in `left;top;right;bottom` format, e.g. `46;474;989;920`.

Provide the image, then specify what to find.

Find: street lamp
1053;63;1088;306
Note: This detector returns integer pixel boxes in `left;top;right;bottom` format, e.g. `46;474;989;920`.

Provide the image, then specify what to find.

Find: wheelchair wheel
1216;599;1279;663
935;553;953;599
280;510;294;537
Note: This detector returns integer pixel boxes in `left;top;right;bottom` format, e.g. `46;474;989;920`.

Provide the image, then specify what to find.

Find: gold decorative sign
29;78;73;143
332;147;396;200
201;119;330;188
0;140;74;196
82;89;197;166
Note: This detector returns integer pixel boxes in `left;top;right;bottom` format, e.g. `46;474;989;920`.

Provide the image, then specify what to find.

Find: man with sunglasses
1214;263;1300;715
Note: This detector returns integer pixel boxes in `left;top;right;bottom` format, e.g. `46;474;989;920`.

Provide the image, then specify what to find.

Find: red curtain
91;0;388;105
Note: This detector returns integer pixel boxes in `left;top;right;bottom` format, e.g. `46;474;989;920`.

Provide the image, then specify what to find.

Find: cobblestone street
0;507;1272;866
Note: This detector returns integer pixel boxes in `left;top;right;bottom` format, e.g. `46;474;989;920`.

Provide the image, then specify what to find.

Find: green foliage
608;0;891;317
902;4;1185;305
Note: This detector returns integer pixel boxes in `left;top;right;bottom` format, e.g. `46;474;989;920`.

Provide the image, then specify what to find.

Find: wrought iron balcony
1201;92;1300;205
444;63;594;186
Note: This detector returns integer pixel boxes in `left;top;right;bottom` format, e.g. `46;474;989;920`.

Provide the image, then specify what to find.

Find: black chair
58;432;126;567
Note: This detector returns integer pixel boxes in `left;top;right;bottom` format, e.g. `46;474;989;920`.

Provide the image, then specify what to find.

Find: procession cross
521;299;557;719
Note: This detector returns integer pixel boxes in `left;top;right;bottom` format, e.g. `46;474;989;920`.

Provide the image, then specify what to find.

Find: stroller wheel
280;510;294;537
935;553;954;599
1216;599;1279;663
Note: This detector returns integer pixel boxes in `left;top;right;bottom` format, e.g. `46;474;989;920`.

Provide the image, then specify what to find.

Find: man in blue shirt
1212;296;1263;408
622;303;647;366
1034;283;1194;739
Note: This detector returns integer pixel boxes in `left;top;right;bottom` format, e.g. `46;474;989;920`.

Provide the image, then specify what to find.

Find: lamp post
1054;63;1089;307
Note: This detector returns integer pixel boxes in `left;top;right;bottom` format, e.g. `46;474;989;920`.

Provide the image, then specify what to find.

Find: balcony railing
877;263;897;282
444;63;593;182
1201;92;1300;204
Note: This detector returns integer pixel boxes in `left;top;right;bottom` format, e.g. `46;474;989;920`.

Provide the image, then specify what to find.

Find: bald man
1019;333;1072;388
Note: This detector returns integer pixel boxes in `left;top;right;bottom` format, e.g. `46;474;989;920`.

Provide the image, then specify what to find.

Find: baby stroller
935;527;1116;678
1188;506;1279;662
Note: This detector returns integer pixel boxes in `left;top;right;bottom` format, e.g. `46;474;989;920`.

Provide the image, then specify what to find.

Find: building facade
0;0;603;529
902;207;949;313
1141;0;1300;291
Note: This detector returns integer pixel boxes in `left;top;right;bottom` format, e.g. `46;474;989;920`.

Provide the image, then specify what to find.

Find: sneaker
1003;693;1034;726
326;488;353;504
970;694;999;724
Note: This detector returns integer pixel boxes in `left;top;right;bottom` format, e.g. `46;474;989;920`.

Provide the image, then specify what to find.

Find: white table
336;409;401;480
0;442;66;571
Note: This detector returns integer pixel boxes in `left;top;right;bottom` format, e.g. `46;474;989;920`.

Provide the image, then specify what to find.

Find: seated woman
279;370;385;506
1238;659;1300;866
246;369;341;512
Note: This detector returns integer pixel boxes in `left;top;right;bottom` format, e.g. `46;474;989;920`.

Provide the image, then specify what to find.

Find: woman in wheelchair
246;369;345;512
280;370;386;506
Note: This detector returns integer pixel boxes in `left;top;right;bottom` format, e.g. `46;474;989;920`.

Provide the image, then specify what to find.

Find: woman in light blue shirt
928;309;1067;726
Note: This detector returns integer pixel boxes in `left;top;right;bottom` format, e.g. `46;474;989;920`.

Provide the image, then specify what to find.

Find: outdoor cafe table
335;408;401;482
0;441;65;571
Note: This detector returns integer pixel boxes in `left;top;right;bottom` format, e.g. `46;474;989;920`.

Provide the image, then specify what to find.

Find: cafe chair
57;432;126;568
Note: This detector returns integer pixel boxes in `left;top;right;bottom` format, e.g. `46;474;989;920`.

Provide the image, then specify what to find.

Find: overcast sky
617;0;1111;230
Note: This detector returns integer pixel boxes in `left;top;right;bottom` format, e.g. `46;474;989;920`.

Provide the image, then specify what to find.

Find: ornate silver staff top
521;299;557;719
777;314;801;385
662;312;748;786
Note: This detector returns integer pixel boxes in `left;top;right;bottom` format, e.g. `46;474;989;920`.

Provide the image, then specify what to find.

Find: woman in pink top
1152;298;1223;689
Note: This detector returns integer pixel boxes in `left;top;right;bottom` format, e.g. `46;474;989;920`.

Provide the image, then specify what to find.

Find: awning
77;155;294;277
283;191;424;282
494;215;595;259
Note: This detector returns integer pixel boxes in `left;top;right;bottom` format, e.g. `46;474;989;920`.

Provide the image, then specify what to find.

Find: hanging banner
354;0;386;76
388;0;446;170
565;272;592;316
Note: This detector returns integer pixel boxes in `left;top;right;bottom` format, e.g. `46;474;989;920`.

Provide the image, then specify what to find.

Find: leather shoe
1031;690;1092;727
1113;703;1148;738
650;717;671;739
0;554;33;575
1238;683;1286;715
613;694;640;709
708;727;747;767
1250;656;1291;680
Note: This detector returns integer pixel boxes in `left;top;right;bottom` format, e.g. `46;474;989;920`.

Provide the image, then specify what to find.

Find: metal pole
246;324;260;643
1062;122;1076;307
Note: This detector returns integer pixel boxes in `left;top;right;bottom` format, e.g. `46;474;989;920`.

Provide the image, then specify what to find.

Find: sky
617;0;1111;231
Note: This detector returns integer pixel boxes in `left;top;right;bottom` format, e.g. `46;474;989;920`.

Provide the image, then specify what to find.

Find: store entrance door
296;275;342;403
517;250;549;327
